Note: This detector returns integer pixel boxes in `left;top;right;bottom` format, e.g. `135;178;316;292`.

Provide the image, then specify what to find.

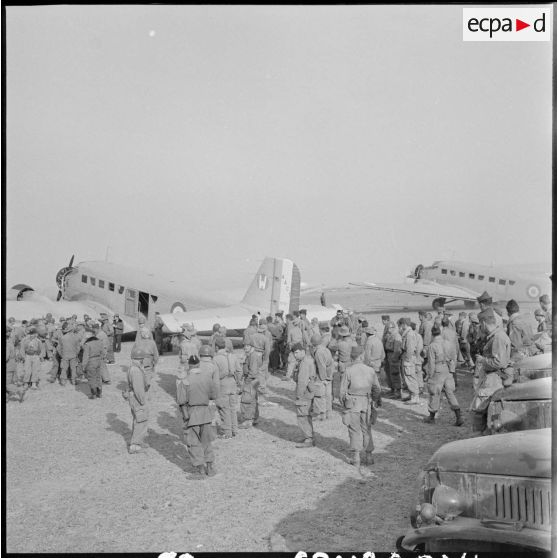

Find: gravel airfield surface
6;339;476;553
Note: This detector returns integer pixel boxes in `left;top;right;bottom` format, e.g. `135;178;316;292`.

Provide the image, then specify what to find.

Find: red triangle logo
516;19;530;31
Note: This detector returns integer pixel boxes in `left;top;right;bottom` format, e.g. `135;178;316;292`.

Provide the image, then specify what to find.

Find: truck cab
400;429;552;553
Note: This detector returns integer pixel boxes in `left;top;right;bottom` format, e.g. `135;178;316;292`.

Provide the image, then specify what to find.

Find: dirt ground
6;339;477;553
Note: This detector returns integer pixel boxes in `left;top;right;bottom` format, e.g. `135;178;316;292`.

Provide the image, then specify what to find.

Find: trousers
85;359;102;391
427;371;459;413
23;355;41;383
184;423;215;467
342;395;374;453
296;395;316;440
216;393;239;435
402;361;419;396
60;357;77;382
130;406;148;446
240;380;259;423
388;359;402;390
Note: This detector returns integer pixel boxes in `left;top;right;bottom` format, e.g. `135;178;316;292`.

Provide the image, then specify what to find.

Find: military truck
399;428;552;553
486;377;552;434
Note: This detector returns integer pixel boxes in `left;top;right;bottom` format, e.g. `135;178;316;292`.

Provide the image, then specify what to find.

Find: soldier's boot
206;462;217;477
423;411;436;424
389;389;402;400
96;387;102;399
88;388;96;400
18;386;28;403
295;438;314;448
454;408;464;427
362;451;374;466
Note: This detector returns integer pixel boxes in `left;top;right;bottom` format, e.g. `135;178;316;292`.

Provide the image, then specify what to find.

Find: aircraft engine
56;254;76;301
413;264;424;280
7;284;35;301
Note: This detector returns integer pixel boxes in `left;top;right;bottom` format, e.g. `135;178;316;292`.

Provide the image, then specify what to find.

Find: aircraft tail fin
241;257;301;316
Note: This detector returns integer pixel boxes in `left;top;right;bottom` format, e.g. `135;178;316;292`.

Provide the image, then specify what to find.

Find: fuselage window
509;280;516;286
81;275;87;283
459;272;465;278
109;282;115;292
498;279;506;285
118;286;125;294
489;277;495;283
441;269;447;275
99;280;105;288
469;273;475;279
478;275;485;281
90;277;96;286
450;270;456;276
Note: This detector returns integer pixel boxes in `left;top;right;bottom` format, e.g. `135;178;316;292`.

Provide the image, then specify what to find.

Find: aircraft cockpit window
151;295;158;303
109;283;115;292
509;280;516;286
118;286;125;294
81;275;87;283
489;277;495;283
469;273;475;279
450;270;456;276
459;272;465;278
478;275;485;280
99;280;105;288
90;277;96;286
498;279;506;285
441;269;447;275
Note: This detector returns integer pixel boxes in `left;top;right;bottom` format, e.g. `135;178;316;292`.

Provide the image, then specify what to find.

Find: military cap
215;336;226;349
364;326;377;335
338;325;351;337
131;346;148;359
28;327;37;334
299;309;307;315
199;345;213;357
381;315;390;321
310;333;322;346
469;314;479;324
188;355;200;366
291;342;304;352
431;325;441;336
350;345;363;359
534;308;546;317
477;291;492;304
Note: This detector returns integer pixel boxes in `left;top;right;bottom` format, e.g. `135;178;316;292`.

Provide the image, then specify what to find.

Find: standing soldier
94;322;111;384
310;333;334;420
122;347;150;454
153;312;165;353
423;325;463;426
6;328;26;402
20;327;45;390
113;314;124;353
363;326;385;375
441;317;460;386
214;337;242;438
410;322;424;394
506;299;536;360
292;342;323;448
538;294;552;334
239;343;262;429
284;314;304;381
381;315;392;391
335;326;356;403
82;326;105;399
243;318;258;346
57;322;81;386
101;315;115;364
132;327;159;389
385;321;403;399
467;313;482;362
299;309;311;347
179;326;200;370
339;345;382;475
399;318;420;405
47;320;64;383
179;354;218;478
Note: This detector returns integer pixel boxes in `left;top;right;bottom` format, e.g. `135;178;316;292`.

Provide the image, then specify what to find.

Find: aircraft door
125;289;137;317
138;291;150;318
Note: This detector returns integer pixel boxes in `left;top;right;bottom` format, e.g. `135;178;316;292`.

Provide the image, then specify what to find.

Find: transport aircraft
349;260;552;309
6;256;338;335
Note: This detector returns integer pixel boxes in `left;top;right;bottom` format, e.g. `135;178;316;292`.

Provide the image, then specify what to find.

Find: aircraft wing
348;281;480;302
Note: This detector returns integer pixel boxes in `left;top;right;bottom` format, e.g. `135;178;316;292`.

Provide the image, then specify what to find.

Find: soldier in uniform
57;322;80;386
384;321;403;399
6;328;26;402
284;314;303;380
399;317;420;404
113;314;124;352
153;312;165;353
94;322;111;384
132;327;159;389
441;317;460;385
423;325;463;426
334;326;356;403
539;294;552;334
239;343;262;429
101;315;115;363
179;354;218;478
179;326;200;371
380;315;392;391
82;326;105;399
339;345;382;474
20;327;45;390
470;313;512;427
213;337;242;438
310;333;333;420
506;299;536;360
363;326;385;374
292;342;323;448
122;347;150;453
243;318;258;346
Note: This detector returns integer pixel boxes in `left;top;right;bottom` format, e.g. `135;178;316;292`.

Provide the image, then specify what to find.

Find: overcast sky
6;4;553;296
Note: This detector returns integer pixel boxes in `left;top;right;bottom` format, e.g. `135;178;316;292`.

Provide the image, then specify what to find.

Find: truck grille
492;482;551;529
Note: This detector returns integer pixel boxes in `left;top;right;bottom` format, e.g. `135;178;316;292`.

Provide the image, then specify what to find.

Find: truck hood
425;429;551;478
491;377;552;402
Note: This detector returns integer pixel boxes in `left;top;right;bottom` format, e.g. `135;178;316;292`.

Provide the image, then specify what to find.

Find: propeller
56;254;76;301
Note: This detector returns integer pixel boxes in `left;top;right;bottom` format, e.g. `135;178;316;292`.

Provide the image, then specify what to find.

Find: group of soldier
5;312;125;402
6;290;552;480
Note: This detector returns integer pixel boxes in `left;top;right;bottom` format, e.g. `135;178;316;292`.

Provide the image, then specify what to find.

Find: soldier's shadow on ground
155;372;177;399
104;410;195;473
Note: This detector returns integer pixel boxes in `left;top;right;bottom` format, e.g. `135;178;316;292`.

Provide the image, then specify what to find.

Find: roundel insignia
527;285;540;299
171;302;186;313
